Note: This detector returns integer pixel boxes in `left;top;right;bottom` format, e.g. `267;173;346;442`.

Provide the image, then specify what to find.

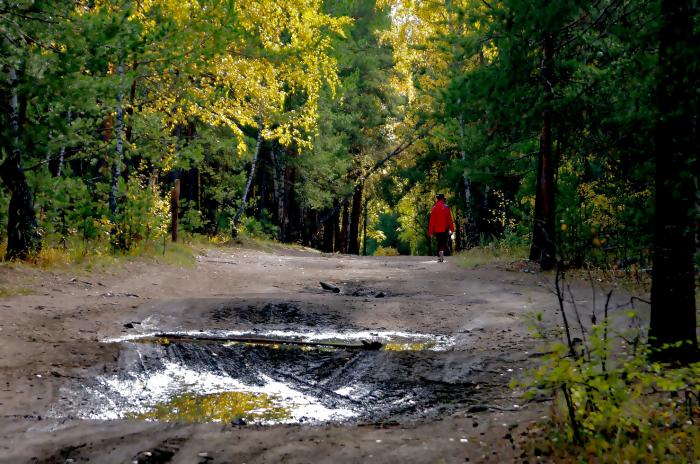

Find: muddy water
51;329;472;425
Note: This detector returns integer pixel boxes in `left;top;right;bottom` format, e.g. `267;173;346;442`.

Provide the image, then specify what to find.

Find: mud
0;247;649;463
210;301;345;327
53;331;470;426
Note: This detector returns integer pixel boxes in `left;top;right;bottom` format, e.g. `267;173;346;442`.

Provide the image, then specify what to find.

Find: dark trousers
435;232;449;255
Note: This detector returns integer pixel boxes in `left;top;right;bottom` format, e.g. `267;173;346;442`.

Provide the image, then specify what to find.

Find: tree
0;65;41;259
649;0;698;360
0;1;76;259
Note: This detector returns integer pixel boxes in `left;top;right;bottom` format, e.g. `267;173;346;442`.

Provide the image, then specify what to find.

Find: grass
0;235;199;275
0;286;33;298
220;232;319;255
453;242;529;268
0;230;315;277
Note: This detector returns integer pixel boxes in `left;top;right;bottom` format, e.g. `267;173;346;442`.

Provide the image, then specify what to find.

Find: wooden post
171;178;180;242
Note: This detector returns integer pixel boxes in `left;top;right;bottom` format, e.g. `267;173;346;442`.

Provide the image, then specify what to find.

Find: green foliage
240;210;278;240
366;212;412;256
521;322;700;462
111;175;170;250
179;200;204;239
368;0;666;268
454;238;528;268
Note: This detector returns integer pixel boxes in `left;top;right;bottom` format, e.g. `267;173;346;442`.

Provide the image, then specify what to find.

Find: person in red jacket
428;194;455;262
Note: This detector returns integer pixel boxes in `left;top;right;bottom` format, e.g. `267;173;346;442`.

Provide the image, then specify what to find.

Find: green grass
0;230;315;276
453;242;529;268
221;233;319;254
1;235;199;273
0;286;33;298
149;240;198;267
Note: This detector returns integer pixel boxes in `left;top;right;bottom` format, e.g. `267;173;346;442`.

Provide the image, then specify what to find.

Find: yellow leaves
381;0;486;99
132;390;292;423
184;0;344;150
126;0;202;27
577;180;647;232
89;0;347;158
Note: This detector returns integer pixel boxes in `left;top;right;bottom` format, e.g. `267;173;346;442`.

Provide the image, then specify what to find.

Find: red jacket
428;200;454;236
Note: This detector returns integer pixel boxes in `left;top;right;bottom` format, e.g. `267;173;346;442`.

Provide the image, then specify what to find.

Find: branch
315;120;436;232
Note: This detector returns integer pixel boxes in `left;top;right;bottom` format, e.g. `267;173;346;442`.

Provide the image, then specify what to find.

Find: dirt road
0;245;642;463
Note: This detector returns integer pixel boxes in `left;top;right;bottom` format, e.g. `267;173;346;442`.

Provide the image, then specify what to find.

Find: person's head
436;193;445;202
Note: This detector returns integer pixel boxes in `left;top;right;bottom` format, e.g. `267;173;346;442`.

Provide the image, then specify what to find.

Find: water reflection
130;391;292;423
382;341;438;351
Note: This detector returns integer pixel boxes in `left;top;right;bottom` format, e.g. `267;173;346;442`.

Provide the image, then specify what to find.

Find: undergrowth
0;229;315;274
518;267;700;463
374;246;400;256
0;286;33;297
0;235;200;272
454;240;529;268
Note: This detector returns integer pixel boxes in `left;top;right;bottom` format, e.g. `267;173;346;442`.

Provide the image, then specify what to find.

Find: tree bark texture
270;146;286;242
171;178;180;242
649;0;698;358
232;111;263;234
529;35;556;271
0;67;41;260
348;184;363;255
340;202;350;254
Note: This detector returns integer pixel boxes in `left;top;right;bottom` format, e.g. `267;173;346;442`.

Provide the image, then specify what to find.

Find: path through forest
0;245;644;463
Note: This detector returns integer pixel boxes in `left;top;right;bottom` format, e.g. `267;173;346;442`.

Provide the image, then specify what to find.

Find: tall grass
454;240;529;268
0;235;198;272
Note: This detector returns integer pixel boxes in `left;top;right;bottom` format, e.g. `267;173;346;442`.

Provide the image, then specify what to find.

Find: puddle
382;341;438;351
53;329;466;426
108;329;453;351
129;391;292;423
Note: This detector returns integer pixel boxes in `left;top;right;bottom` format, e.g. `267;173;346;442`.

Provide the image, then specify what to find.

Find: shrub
374;246;399;256
519;270;700;462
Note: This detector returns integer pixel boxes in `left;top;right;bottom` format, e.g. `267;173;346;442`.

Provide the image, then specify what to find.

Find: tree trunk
109;62;125;219
348;184;363;255
281;158;296;242
333;204;342;252
340;202;350;254
232;111;263;235
50;109;70;177
171;178;180;242
124;61;138;145
0;67;41;260
362;195;368;256
458;113;478;249
649;0;698;360
270;146;285;241
529;35;556;271
322;202;336;252
258;150;267;220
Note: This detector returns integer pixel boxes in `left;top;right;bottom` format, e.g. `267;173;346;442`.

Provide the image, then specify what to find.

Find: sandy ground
0;244;647;463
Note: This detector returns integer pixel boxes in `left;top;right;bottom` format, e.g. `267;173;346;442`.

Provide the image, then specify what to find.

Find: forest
2;0;697;351
0;0;689;256
0;1;692;255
